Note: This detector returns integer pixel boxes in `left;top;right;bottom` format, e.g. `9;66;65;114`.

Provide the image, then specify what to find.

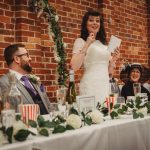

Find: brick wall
147;1;150;65
98;0;150;79
0;0;149;101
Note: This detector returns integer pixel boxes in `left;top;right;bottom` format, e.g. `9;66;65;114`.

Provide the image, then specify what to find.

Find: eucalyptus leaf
69;107;79;115
138;112;144;118
117;109;124;114
6;127;13;143
66;125;74;130
16;114;21;121
110;111;118;119
81;112;85;119
57;115;66;123
133;112;139;119
14;129;30;141
122;105;128;111
39;128;49;136
37;115;45;127
53;125;66;134
85;117;92;125
114;104;120;109
28;120;37;128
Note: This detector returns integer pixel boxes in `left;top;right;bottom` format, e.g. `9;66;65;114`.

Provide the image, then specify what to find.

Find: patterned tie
21;76;37;95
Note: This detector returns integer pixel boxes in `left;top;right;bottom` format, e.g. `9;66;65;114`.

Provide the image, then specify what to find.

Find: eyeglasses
16;53;29;58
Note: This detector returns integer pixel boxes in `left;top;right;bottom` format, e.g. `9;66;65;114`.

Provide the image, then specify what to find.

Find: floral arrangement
1;96;150;145
109;96;150;119
28;74;40;84
0;115;35;144
29;0;68;86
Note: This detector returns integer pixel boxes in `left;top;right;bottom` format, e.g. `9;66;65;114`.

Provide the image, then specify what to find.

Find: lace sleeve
72;38;85;54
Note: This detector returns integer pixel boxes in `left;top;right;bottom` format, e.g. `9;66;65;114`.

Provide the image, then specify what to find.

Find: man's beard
22;64;32;73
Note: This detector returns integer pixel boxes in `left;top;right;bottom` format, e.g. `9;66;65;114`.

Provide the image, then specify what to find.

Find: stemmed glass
56;86;67;105
133;83;141;96
48;103;59;120
109;81;120;102
117;97;125;105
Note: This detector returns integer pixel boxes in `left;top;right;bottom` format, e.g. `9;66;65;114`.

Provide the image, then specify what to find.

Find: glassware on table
136;93;148;101
109;80;119;103
133;83;141;96
56;86;67;105
48;103;59;120
117;96;125;104
126;96;136;103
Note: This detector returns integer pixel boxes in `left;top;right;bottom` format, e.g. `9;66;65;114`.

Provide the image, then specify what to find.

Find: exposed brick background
0;0;149;101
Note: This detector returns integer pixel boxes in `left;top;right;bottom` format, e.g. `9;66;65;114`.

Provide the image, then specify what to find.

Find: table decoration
0;115;35;144
29;0;68;86
109;96;150;119
0;96;149;146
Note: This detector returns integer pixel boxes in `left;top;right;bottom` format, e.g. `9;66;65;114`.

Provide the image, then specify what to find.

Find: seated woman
120;63;150;102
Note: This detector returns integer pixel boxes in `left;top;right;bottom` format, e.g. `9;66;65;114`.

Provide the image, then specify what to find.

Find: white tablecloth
1;116;150;150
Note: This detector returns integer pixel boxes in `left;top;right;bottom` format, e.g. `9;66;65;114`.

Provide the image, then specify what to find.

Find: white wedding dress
73;38;111;105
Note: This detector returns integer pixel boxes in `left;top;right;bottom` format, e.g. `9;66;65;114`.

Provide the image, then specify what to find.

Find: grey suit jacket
0;73;50;113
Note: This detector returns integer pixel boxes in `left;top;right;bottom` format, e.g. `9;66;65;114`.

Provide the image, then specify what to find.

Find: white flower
128;107;133;112
137;107;147;116
63;43;67;49
54;51;61;62
55;15;59;22
13;120;28;136
28;74;40;84
66;114;82;129
0;130;5;145
88;110;103;124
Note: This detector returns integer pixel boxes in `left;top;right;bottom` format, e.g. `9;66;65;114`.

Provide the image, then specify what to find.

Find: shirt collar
9;69;25;81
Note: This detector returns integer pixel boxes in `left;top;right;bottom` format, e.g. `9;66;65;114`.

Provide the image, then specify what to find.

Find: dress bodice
84;40;110;68
83;40;110;75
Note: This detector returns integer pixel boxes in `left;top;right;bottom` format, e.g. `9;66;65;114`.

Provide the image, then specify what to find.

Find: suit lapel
16;81;34;104
32;83;49;112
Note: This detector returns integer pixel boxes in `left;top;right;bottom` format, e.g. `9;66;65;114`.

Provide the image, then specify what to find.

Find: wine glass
109;81;120;103
56;86;67;105
133;83;141;96
48;103;59;120
117;97;125;104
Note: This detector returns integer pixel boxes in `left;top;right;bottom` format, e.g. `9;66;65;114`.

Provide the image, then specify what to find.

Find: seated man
0;44;50;114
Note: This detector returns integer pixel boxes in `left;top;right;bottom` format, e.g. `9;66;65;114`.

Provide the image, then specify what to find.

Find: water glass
133;83;141;96
56;86;67;105
117;97;125;104
48;103;59;120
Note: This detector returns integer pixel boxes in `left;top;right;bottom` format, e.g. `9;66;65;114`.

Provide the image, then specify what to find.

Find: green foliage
28;120;37;128
39;128;49;136
31;0;68;86
53;125;66;134
14;129;31;141
110;111;118;119
16;115;21;121
69;107;79;115
81;111;93;125
6;127;13;143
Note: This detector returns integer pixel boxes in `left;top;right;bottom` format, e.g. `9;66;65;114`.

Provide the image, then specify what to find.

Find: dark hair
128;64;142;76
80;10;107;45
4;44;25;66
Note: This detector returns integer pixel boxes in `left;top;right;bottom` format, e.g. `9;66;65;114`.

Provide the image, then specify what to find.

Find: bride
70;10;120;105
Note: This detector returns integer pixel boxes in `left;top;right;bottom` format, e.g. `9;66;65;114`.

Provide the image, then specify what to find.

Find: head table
0;115;150;150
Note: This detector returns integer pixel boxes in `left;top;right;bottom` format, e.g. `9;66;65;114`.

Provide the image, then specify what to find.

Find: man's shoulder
0;73;9;83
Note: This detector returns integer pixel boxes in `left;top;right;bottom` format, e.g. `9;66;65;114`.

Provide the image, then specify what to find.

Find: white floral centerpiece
88;110;104;124
66;114;82;129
